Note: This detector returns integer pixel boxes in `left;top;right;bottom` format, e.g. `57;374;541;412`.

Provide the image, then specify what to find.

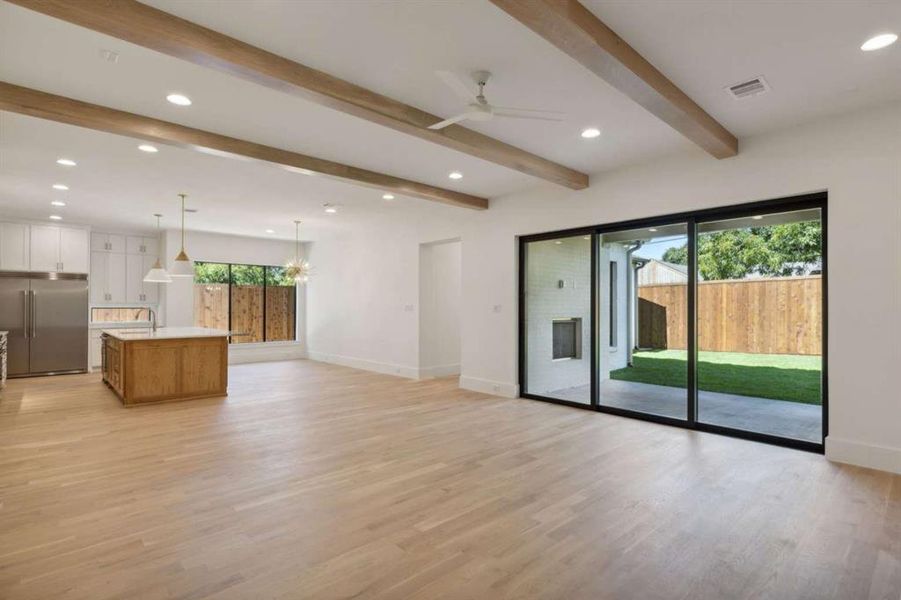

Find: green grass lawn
609;350;822;404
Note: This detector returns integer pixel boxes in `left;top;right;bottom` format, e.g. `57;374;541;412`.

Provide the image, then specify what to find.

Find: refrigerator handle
31;290;37;338
23;289;29;337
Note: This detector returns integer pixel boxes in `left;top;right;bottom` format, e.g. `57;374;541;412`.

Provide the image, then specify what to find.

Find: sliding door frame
517;191;827;453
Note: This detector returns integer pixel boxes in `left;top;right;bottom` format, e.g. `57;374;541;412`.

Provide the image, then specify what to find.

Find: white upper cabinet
107;252;127;302
126;254;144;303
91;230;161;305
142;255;159;304
60;228;89;273
29;225;88;273
0;222;30;270
90;251;109;303
92;232;125;253
91;232;108;252
30;225;61;272
126;235;158;256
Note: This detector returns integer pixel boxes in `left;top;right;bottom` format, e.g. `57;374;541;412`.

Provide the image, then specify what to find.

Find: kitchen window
193;262;297;344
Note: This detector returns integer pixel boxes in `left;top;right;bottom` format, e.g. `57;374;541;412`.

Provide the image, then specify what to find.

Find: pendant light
169;193;194;277
143;213;172;283
284;220;311;283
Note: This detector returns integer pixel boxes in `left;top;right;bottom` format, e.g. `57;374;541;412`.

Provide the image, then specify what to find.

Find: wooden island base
102;333;228;406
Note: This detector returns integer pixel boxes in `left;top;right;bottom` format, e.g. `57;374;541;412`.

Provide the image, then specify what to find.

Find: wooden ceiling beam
6;0;589;190
0;82;489;210
490;0;738;159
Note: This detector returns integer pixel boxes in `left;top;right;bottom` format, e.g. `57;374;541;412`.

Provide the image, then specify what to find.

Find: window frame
193;261;298;344
518;191;827;454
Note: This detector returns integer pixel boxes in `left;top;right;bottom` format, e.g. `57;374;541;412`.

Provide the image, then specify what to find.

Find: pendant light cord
180;194;186;251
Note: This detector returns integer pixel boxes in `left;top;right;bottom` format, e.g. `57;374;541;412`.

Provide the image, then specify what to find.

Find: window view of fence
193;262;296;344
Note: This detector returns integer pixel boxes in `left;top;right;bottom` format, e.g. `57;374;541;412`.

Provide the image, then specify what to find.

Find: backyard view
611;350;821;404
193;261;297;343
611;213;823;441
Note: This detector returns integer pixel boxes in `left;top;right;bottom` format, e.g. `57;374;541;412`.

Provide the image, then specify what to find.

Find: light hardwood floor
0;360;899;600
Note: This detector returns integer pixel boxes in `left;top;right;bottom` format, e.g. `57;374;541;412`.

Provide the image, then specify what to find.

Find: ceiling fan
428;70;566;130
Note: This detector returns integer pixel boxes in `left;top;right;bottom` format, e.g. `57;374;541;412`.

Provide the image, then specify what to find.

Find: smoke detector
724;76;770;100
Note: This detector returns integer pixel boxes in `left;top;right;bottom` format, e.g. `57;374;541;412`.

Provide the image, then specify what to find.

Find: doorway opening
418;239;462;378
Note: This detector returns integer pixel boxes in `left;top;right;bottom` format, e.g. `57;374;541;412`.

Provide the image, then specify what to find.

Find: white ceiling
0;112;470;240
1;0;899;238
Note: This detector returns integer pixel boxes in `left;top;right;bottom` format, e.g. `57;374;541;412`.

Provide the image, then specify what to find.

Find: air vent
725;76;770;100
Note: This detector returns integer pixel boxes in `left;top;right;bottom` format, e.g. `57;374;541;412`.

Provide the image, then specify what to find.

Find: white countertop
101;327;230;341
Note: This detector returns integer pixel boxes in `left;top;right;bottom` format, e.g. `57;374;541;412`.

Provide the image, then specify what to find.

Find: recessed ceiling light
52;183;69;190
51;200;67;207
448;171;463;180
56;158;76;166
166;93;192;106
382;193;395;200
583;236;591;240
554;240;563;245
861;33;898;51
581;127;601;139
265;229;275;234
99;49;119;63
283;166;316;176
138;144;159;153
752;215;764;220
323;203;338;214
49;215;62;220
648;228;658;232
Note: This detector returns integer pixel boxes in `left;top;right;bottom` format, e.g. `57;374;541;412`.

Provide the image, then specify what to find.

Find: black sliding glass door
596;223;689;421
521;233;593;405
695;207;824;443
518;193;827;452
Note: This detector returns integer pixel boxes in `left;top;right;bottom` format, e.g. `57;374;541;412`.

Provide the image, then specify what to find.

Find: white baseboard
229;343;307;365
306;351;420;379
459;376;519;398
418;363;461;379
826;436;901;475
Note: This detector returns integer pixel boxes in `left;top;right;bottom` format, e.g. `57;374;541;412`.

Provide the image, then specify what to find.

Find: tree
662;245;687;265
656;221;821;280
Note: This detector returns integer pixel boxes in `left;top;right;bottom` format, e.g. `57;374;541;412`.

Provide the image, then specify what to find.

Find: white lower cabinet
90;330;103;368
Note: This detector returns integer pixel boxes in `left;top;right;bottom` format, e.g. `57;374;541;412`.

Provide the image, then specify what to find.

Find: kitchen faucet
148;308;158;332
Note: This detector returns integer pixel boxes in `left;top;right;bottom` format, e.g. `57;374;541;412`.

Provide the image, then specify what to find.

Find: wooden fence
193;284;295;343
638;275;822;355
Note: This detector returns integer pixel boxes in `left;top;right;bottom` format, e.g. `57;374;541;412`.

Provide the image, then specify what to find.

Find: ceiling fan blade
427;112;473;130
492;105;567;117
436;70;478;103
493;111;566;123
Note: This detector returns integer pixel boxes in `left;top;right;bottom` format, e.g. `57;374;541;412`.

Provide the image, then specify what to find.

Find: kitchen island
102;327;229;406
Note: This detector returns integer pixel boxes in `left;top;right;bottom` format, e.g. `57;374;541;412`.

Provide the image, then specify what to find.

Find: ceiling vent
725;76;770;100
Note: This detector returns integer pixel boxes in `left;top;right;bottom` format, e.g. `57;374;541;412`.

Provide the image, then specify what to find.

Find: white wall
305;102;901;474
305;215;466;378
460;102;901;473
161;228;307;363
419;239;462;378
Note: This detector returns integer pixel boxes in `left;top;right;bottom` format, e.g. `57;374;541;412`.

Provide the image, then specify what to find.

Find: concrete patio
548;379;822;443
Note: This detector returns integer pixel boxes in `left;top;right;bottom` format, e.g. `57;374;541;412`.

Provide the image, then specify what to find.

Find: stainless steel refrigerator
0;271;88;377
